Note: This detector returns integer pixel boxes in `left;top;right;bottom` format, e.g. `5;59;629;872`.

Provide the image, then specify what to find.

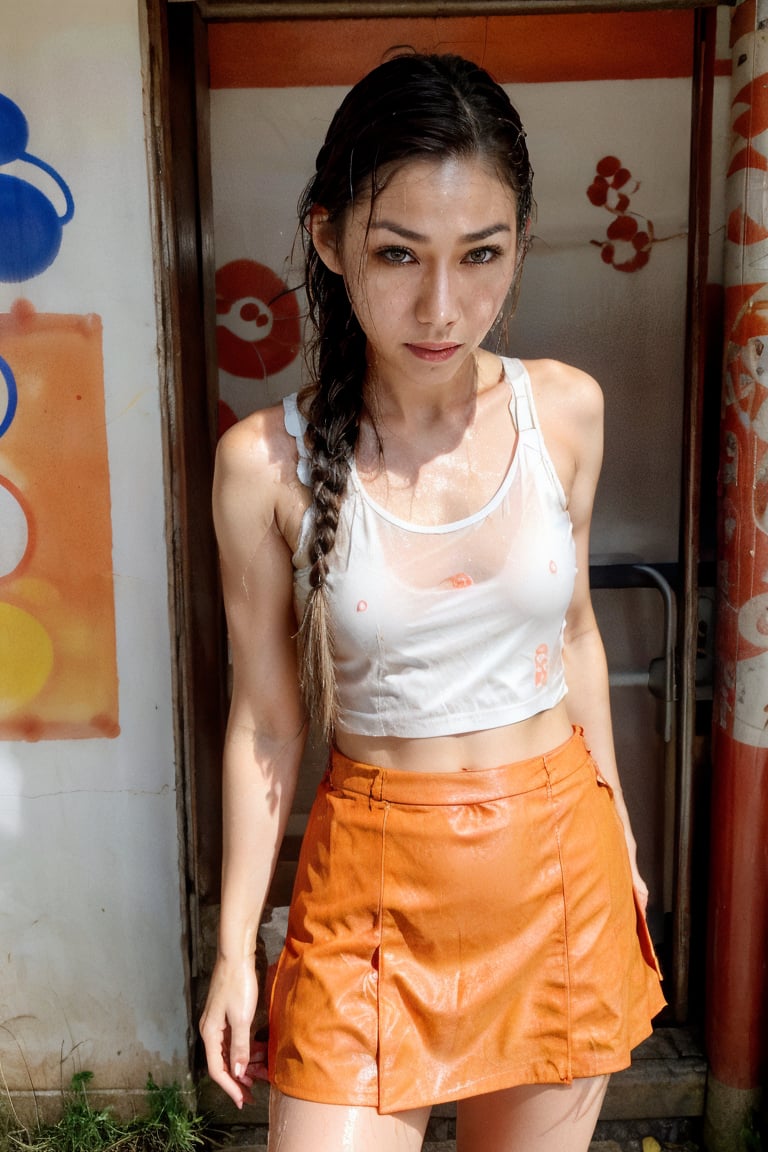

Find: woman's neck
363;351;487;432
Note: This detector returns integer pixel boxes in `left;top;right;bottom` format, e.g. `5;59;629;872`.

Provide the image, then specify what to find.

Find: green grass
741;1107;766;1152
0;1071;212;1152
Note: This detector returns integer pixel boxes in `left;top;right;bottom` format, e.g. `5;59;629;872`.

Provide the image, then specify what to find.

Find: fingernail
234;1062;243;1078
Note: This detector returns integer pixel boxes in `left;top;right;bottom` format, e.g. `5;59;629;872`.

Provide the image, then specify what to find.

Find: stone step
601;1026;706;1120
220;1144;631;1151
206;1028;707;1149
222;1144;472;1150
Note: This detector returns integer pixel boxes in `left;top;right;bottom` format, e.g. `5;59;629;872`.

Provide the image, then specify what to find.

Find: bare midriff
334;697;574;773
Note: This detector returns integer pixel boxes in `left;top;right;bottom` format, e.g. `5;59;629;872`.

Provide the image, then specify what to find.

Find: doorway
147;0;725;1082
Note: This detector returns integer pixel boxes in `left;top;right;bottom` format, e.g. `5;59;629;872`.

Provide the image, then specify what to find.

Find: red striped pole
707;1;768;1146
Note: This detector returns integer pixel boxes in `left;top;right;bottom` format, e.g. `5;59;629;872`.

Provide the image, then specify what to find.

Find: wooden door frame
141;3;226;1051
140;0;723;1058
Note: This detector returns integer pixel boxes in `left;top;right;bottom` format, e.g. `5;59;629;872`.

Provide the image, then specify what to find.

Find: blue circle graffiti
0;356;17;439
0;93;74;282
0;93;29;164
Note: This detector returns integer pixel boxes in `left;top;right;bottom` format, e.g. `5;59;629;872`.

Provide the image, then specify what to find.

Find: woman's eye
463;246;502;265
379;247;414;264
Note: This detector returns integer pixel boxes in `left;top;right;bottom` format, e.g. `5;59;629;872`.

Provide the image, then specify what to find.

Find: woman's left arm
562;594;648;910
534;360;648;911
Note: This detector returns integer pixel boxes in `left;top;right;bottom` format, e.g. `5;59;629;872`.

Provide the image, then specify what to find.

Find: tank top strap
283;391;312;488
505;356;536;436
502;357;569;510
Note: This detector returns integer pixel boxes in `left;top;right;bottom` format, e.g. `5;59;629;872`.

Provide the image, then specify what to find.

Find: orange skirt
268;727;665;1114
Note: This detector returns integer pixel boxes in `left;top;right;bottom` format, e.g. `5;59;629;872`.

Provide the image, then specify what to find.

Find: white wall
0;0;188;1107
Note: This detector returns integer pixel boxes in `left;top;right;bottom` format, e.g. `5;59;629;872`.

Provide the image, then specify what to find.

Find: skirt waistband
329;725;591;805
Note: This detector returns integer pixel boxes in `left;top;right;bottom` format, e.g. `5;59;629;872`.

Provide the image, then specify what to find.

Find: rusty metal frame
675;4;716;1024
175;0;727;17
140;0;227;1047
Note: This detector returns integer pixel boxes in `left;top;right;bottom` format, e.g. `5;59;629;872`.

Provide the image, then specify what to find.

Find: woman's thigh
267;1088;431;1152
456;1075;609;1152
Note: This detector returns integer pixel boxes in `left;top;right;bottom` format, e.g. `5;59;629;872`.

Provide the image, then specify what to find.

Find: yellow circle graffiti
0;602;54;712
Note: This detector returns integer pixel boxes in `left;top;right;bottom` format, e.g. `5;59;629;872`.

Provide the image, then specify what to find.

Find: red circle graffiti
0;473;35;582
218;399;239;439
216;259;301;380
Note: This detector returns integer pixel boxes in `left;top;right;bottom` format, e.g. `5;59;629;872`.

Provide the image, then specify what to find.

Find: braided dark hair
296;52;534;738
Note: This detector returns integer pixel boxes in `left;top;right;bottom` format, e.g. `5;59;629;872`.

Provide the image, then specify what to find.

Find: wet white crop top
284;357;576;737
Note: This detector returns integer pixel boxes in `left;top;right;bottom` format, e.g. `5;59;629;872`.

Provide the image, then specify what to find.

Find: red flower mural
588;155;654;273
598;214;655;272
216;259;301;380
586;155;635;214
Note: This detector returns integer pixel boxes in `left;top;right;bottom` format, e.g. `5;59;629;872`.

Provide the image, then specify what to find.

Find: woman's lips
405;343;462;362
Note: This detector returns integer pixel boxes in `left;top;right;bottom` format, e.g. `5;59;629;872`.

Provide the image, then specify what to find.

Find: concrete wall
0;0;188;1111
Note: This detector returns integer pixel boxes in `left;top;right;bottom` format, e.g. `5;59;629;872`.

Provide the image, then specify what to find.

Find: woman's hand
621;834;654;912
200;956;262;1108
630;861;650;916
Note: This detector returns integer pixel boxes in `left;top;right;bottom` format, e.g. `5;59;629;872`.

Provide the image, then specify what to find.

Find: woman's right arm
199;411;307;1108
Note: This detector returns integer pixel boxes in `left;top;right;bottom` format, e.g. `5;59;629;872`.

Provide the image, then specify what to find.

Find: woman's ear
309;206;344;274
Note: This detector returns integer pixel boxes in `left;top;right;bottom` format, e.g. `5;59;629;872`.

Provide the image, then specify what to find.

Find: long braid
296;246;367;740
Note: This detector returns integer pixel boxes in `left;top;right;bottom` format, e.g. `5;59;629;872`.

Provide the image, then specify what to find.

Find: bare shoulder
523;358;603;431
213;401;303;549
519;359;604;506
215;402;296;487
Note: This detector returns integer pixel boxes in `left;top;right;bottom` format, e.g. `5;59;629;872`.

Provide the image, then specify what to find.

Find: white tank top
284;357;576;738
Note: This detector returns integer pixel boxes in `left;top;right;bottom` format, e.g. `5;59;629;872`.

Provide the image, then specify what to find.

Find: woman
200;52;665;1152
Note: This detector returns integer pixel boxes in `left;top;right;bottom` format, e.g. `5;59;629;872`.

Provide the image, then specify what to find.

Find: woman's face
313;155;520;391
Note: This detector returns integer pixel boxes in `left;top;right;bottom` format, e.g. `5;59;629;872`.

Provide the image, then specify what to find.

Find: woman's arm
533;361;647;910
199;410;308;1108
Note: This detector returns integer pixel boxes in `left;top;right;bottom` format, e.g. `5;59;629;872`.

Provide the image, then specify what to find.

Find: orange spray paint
0;300;118;740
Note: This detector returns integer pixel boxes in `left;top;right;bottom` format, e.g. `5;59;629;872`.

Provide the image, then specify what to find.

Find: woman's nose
415;265;460;328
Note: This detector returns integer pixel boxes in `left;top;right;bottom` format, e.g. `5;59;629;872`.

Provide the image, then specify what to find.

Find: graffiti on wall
216;259;300;380
0;94;75;281
215;258;301;433
0;95;118;740
587;156;655;273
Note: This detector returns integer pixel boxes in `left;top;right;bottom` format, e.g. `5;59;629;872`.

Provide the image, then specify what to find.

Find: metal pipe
635;564;678;744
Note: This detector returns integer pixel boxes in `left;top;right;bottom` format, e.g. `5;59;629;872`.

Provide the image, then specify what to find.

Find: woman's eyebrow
371;221;512;243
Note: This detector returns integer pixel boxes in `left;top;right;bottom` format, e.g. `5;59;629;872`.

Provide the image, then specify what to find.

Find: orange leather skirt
268;727;665;1114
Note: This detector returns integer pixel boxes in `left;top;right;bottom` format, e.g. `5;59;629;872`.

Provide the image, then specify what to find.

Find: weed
1;1070;210;1152
135;1077;207;1152
741;1107;766;1152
